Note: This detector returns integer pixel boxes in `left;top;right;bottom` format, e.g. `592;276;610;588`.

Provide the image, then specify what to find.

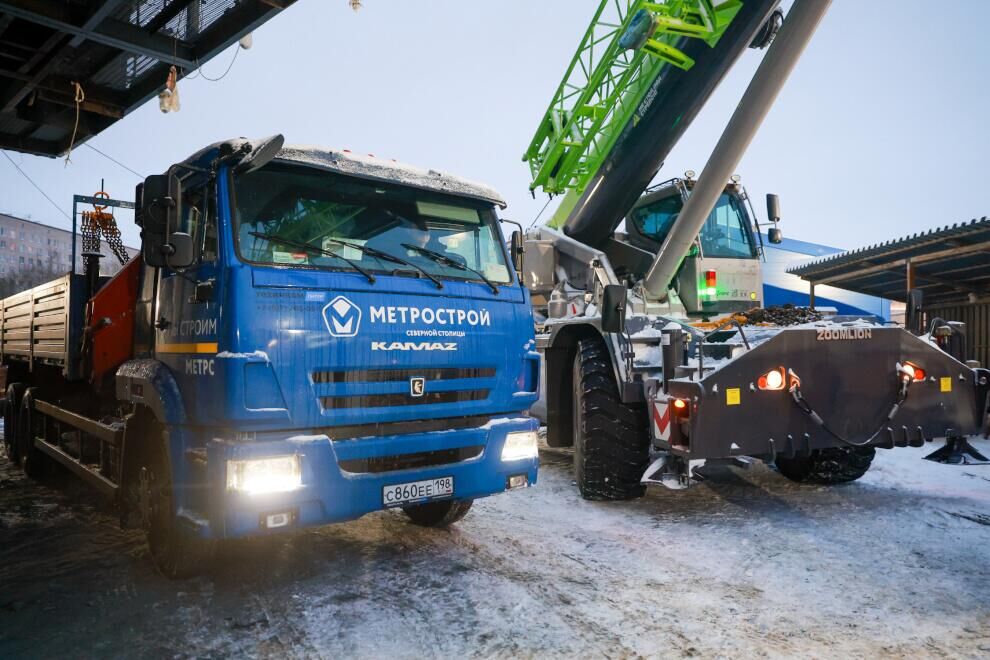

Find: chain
81;210;130;265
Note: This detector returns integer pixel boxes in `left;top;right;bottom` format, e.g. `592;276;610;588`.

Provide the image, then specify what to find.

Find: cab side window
176;180;218;265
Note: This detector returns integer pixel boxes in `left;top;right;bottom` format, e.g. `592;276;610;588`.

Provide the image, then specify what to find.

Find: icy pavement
1;440;989;658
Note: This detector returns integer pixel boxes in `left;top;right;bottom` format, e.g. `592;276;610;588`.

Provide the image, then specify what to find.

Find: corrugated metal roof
788;217;990;306
0;0;297;157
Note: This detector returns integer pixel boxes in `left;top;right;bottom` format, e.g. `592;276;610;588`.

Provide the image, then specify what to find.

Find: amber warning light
758;367;787;391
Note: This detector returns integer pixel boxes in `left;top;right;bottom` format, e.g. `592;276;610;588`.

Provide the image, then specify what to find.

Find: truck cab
2;135;540;577
619;177;765;316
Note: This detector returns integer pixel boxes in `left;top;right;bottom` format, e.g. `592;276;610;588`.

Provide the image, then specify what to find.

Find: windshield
630;191;757;259
233;163;512;283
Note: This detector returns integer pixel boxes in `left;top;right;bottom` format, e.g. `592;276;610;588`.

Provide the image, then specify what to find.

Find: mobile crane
522;0;989;498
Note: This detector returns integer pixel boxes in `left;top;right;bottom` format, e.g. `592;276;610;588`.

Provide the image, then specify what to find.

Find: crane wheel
775;447;876;485
572;337;649;501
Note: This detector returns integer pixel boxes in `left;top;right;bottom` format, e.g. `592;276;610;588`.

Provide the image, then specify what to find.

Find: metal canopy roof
0;0;296;158
788;217;990;306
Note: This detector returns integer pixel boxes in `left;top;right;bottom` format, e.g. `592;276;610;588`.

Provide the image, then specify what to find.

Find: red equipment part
87;256;141;383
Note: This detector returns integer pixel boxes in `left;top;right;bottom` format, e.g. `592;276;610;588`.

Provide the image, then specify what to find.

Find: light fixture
227;455;302;494
501;430;539;461
758;367;787;391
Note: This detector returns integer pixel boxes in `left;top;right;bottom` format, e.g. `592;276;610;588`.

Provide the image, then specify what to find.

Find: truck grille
320;389;488;410
313;367;495;383
338;445;484;474
322;414;492;440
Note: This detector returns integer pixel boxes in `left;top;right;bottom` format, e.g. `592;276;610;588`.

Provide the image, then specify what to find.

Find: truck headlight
501;430;539;461
226;455;301;494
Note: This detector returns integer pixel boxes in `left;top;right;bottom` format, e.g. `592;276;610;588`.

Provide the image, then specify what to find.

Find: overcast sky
1;0;987;252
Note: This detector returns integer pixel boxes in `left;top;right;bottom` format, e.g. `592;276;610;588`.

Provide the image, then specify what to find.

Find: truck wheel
572;337;648;501
17;389;51;479
3;383;25;463
140;423;215;578
775;447;876;484
402;499;473;527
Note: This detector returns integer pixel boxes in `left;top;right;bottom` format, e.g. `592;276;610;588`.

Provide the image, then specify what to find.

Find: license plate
382;476;454;507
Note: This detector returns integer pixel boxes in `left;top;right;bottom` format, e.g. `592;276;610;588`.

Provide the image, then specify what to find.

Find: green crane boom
522;0;744;212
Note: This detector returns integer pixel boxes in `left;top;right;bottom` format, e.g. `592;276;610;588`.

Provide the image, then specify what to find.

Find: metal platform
0;0;297;157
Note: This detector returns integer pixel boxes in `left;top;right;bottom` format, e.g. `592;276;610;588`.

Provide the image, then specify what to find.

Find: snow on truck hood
174;136;506;208
276;145;507;208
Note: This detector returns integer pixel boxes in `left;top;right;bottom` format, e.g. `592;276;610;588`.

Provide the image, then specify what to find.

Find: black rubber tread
402;499;473;528
775;447;876;484
3;383;25;463
573;337;649;501
18;388;51;479
142;420;216;579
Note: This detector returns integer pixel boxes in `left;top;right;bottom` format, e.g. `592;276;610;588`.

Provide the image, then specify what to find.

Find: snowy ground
2;437;989;658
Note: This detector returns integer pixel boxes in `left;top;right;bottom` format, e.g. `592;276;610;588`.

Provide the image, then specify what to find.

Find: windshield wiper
249;231;375;284
325;238;443;290
401;243;499;294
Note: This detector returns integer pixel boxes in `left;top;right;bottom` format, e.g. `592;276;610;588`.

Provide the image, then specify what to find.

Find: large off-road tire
3;382;25;463
572;337;649;501
402;499;473;527
140;421;216;578
775;446;876;484
17;388;51;479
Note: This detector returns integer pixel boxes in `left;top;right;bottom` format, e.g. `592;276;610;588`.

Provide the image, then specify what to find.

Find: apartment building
0;212;137;276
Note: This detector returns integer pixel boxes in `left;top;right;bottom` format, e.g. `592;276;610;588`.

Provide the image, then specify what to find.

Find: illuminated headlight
226;455;301;494
501;431;539;461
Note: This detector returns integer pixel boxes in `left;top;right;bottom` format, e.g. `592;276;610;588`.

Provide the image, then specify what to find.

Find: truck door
153;177;222;418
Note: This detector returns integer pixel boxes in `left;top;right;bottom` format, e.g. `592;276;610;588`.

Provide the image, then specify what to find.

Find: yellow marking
157;342;218;354
726;388;741;406
940;377;952;393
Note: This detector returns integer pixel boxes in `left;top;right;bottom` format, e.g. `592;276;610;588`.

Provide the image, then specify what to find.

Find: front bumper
192;415;539;539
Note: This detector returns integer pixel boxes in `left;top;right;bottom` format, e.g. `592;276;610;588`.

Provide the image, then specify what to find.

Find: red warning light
704;269;717;288
902;361;926;382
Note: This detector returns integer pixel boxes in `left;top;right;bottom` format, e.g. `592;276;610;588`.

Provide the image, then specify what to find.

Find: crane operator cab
613;175;778;318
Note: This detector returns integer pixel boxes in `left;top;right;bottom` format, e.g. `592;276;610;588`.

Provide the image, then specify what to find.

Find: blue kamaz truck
0;135;540;577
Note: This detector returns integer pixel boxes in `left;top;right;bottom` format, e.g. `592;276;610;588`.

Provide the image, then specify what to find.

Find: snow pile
278;145;506;208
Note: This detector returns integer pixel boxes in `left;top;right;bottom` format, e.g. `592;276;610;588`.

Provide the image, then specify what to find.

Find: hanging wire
82;143;145;179
526;196;553;230
1;151;72;221
64;81;85;168
196;45;240;82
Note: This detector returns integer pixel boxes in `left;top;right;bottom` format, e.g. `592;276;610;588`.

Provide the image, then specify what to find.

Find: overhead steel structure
789;217;990;366
0;0;296;157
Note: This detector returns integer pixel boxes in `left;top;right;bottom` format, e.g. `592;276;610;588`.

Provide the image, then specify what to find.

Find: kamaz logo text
372;341;458;352
816;328;873;341
323;296;361;337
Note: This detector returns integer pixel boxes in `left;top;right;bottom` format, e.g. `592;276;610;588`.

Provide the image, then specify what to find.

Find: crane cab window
630;192;756;259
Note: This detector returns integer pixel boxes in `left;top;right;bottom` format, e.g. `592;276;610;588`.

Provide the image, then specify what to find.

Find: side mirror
140;173;183;268
165;232;195;269
600;284;627;334
767;227;783;244
510;230;524;276
766;193;781;222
